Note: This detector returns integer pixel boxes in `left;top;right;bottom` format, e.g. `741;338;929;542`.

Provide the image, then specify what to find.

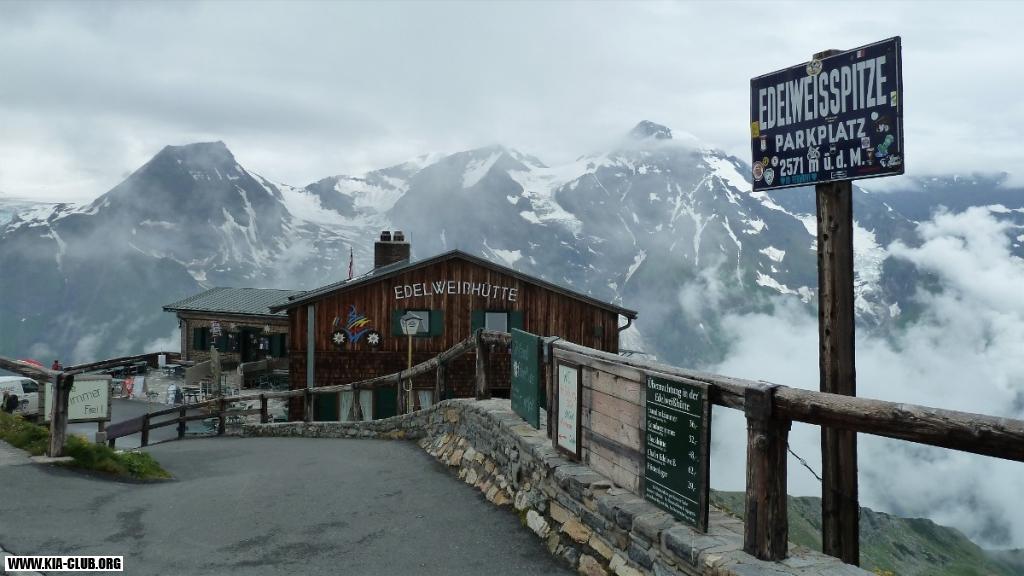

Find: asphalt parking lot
0;437;570;575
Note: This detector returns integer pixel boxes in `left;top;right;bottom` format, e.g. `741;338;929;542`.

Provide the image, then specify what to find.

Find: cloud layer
707;207;1024;548
2;1;1023;202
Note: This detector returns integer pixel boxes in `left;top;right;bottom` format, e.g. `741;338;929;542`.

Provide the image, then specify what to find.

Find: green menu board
511;328;541;428
644;375;711;532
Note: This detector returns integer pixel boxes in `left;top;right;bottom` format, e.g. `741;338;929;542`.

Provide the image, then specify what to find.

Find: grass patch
0;412;170;480
0;410;49;455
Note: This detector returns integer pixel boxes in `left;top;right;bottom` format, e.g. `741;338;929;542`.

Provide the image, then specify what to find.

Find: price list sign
644;376;711;532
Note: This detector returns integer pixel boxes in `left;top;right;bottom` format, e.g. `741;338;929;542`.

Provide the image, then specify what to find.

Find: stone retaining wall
243;399;869;576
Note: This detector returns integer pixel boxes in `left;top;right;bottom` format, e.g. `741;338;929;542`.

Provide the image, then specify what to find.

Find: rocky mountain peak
629;120;673;140
156;140;235;164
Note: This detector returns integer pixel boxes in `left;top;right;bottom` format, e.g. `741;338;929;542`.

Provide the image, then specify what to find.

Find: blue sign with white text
750;37;903;191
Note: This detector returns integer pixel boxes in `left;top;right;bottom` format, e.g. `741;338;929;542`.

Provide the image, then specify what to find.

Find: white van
0;376;41;417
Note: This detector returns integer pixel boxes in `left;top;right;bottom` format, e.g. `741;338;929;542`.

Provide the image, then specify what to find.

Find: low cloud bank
707;207;1024;549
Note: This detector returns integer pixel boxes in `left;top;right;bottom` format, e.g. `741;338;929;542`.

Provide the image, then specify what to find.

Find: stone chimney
374;230;410;269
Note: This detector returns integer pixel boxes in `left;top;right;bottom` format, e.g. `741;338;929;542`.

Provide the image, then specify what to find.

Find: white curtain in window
359;390;374;421
417;390;434;411
339;391;354;422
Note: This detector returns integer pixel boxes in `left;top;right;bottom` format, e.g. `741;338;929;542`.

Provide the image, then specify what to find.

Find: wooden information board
644;375;711;532
555;363;581;459
511;328;542;428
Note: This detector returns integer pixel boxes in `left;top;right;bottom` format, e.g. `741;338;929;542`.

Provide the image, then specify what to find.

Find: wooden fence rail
102;331;512;444
546;338;1024;561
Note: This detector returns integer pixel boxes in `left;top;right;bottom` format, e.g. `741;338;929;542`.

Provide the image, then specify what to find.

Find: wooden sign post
751;38;904;566
816;138;859;566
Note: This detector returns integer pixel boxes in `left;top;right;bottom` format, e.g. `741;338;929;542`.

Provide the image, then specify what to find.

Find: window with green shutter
270;334;287;357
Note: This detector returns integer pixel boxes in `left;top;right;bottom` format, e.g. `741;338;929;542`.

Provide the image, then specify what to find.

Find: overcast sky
2;1;1022;203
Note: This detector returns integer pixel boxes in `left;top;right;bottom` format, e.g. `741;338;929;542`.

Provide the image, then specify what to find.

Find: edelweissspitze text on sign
750;37;903;190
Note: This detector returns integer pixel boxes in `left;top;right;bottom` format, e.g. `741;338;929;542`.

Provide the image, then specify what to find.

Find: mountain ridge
2;123;1022;367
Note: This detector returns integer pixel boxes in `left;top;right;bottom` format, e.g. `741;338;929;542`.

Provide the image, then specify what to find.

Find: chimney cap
393;230;405;242
380;230;392;242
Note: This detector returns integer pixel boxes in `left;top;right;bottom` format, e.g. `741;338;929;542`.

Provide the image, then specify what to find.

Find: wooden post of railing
397;380;407;415
218;397;227;435
141;413;151;447
351;386;363;421
435;362;446;402
260;394;269;424
743;384;790;561
48;373;74;457
177;406;187;439
475;331;490;400
304;389;313;423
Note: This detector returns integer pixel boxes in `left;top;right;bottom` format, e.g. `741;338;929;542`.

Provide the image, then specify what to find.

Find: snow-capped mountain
2;123;1019;366
0;142;374;363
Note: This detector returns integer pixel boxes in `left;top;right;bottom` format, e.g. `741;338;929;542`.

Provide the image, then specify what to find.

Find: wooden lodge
269;231;638;421
163;287;299;365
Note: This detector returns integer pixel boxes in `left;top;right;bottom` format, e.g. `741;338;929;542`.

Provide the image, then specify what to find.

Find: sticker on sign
750;37;903;191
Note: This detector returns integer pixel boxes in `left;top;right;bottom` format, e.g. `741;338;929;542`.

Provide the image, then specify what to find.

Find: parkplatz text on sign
750;37;903;191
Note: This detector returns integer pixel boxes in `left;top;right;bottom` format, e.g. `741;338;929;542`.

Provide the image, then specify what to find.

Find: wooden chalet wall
287;256;625;418
177;312;289;364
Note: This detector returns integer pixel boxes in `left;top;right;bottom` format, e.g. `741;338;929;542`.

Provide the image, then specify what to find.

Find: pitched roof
164;287;303;318
270;250;637;318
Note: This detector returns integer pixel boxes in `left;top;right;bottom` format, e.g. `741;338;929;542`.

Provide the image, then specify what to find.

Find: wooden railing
546;339;1024;561
0;351;182;456
103;331;510;444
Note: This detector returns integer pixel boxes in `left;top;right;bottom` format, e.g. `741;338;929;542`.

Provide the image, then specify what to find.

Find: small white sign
557;364;579;455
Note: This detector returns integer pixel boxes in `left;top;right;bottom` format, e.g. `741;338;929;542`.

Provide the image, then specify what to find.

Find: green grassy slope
710;491;1022;576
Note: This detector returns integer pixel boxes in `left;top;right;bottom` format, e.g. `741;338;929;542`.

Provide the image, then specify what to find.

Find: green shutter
429;309;444;336
374;386;398;419
509;311;524;333
391;309;405;337
215;335;228;352
270;334;285;357
192;327;204;350
314;392;340;421
471;310;485;334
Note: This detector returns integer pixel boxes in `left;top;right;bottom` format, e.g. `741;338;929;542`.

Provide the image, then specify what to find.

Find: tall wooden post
816;177;859;565
48;373;74;457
